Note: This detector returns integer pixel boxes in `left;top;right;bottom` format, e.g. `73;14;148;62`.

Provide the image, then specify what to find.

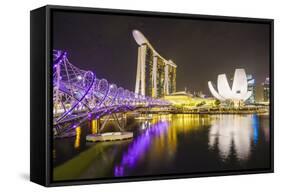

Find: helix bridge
53;50;170;138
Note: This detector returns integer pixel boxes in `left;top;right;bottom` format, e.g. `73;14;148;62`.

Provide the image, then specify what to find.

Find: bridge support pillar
91;119;99;134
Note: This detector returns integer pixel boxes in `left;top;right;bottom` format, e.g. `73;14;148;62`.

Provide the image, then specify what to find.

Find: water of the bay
53;114;270;181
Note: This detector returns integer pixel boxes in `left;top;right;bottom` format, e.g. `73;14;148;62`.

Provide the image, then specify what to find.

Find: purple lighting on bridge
53;50;170;136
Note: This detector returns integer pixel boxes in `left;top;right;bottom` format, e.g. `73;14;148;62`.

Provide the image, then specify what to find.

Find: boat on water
86;132;133;142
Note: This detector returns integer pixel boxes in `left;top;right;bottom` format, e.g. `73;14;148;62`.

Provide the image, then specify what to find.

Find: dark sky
53;11;270;95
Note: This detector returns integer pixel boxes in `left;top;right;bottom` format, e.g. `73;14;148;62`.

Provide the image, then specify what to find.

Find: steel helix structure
53;50;170;136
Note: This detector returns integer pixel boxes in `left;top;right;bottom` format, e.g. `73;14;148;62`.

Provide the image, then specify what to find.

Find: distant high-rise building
262;77;270;102
133;30;177;98
246;74;256;103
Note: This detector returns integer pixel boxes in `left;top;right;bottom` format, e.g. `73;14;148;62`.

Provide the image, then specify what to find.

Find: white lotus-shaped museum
208;68;252;101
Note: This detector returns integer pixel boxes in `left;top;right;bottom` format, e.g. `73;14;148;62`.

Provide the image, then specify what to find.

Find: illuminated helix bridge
53;50;170;138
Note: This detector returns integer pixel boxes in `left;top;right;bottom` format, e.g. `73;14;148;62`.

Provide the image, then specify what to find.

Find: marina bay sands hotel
133;30;177;98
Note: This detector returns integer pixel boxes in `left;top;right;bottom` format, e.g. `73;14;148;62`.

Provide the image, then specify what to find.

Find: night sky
53;11;270;95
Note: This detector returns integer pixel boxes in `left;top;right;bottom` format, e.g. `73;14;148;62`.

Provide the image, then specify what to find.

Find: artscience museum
208;69;252;105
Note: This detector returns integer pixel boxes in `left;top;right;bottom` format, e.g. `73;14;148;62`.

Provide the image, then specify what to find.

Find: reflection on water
209;115;253;160
53;114;270;180
74;127;81;149
114;120;169;176
208;114;270;162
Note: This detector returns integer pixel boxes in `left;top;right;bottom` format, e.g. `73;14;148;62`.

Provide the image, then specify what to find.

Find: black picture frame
30;5;274;187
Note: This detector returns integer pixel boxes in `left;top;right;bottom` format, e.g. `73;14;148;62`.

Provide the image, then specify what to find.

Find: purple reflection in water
114;120;169;176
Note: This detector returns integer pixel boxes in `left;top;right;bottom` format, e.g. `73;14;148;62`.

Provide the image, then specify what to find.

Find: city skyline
53;11;270;96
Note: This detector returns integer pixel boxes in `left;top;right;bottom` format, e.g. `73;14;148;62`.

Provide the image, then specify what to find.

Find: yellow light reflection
74;126;81;149
146;114;213;162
